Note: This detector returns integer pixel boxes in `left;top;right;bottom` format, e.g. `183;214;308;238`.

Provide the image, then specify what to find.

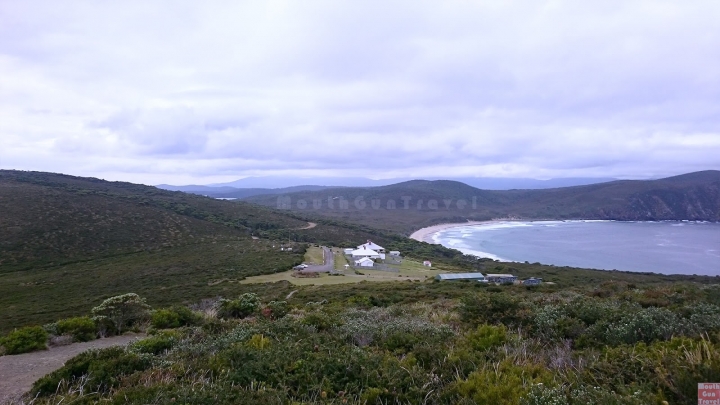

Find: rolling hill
0;170;473;331
244;170;720;233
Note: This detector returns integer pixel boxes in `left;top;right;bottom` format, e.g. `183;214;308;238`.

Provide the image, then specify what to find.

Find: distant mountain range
156;184;336;199
243;170;720;233
157;176;618;198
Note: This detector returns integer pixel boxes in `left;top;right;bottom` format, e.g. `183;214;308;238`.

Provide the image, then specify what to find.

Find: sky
1;1;720;186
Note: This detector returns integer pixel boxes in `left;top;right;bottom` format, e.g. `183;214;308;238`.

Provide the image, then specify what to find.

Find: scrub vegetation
10;279;720;405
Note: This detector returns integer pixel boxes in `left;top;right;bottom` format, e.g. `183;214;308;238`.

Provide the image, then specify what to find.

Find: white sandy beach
409;220;499;243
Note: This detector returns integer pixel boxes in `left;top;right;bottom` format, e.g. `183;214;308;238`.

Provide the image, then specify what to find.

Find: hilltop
244;170;720;233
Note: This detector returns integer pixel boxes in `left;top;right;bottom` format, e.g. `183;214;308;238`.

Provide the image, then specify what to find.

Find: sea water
432;221;720;275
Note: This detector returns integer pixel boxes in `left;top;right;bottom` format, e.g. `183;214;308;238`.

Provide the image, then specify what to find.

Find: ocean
432;220;720;276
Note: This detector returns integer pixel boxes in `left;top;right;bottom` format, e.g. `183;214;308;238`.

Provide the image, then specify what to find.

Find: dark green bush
56;316;97;342
464;324;508;352
32;347;151;396
152;306;202;329
132;333;176;355
151;308;181;329
0;326;48;355
459;292;525;326
301;312;335;331
218;293;261;319
264;301;289;319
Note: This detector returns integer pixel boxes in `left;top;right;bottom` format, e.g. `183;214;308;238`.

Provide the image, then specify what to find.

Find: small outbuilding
389;251;401;256
354;257;375;267
486;274;518;284
435;273;487;282
522;277;543;286
423;260;432;267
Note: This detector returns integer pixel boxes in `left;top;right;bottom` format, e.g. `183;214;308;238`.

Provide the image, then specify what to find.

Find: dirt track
0;334;144;402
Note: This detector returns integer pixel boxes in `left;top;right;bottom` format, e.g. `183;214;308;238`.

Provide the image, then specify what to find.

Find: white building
389;251;401;256
486;274;518;284
354;257;375;267
350;247;384;259
423;260;432;267
357;240;385;253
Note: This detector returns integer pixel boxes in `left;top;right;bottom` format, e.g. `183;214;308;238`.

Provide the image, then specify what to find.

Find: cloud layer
2;0;720;184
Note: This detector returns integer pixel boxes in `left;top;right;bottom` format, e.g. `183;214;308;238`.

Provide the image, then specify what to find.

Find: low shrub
57;316;97;342
150;306;200;329
151;309;181;329
459;292;526;326
132;333;177;355
32;347;151;396
451;361;554;405
465;324;508;352
217;293;261;319
264;301;289;320
0;326;48;355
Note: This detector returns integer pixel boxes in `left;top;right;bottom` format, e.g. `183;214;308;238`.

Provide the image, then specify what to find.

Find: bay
432;221;720;276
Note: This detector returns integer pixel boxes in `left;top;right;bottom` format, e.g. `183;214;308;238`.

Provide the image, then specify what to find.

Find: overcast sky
2;1;720;185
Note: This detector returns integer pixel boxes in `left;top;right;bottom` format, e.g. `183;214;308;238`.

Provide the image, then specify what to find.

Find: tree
91;293;151;334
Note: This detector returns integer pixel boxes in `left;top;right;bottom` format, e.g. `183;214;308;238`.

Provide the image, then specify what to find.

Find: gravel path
0;333;144;402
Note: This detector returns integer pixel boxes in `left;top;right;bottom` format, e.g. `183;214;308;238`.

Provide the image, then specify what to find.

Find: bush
151;306;200;329
452;361;554;405
264;301;289;320
32;347;151;396
465;324;508;352
0;326;48;355
132;333;177;355
57;316;97;342
459;293;525;326
91;293;151;334
218;293;261;319
301;312;335;331
605;307;685;345
151;309;181;329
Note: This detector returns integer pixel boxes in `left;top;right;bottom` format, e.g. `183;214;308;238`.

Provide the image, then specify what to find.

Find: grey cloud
1;0;720;184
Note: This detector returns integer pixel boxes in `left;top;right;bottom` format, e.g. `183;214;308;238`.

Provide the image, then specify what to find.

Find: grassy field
303;246;325;265
332;247;348;271
240;258;447;286
0;240;305;333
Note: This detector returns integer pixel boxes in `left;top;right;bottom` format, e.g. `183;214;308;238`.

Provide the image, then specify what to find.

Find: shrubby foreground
10;281;720;405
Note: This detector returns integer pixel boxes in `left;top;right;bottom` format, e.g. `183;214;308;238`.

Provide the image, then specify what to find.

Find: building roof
351;248;381;256
486;274;516;278
389;251;401;254
357;240;384;251
436;273;486;280
355;257;374;264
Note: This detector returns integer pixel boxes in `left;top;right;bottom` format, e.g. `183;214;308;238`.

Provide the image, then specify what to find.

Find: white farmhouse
357;240;385;253
350;247;384;259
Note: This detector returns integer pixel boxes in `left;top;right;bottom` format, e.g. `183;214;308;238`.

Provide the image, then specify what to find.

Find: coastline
409;220;500;243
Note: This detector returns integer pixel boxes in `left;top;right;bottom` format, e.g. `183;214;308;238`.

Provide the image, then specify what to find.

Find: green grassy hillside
244;171;720;233
0;171;476;331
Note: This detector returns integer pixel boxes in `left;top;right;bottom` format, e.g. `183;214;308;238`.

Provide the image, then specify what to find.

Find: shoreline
408;218;720;244
409;220;503;243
